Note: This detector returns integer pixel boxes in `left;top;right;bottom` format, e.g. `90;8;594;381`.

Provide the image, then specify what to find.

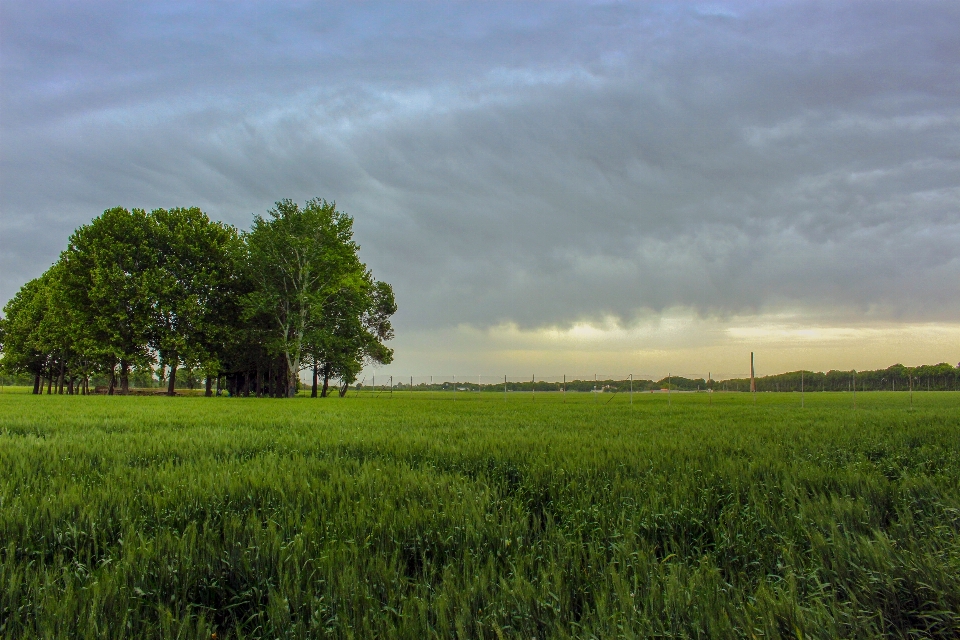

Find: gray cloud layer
2;1;959;333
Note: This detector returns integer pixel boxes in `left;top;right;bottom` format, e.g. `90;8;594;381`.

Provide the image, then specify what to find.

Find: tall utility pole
750;352;756;394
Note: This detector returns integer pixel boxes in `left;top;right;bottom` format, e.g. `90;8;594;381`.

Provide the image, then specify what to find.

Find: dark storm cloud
2;1;959;331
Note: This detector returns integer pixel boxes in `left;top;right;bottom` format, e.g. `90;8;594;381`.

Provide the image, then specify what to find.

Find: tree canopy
0;201;395;396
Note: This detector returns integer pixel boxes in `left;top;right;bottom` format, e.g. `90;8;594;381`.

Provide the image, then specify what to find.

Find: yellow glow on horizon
370;311;960;379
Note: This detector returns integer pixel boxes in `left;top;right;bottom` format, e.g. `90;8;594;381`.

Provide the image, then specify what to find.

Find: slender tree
246;199;363;397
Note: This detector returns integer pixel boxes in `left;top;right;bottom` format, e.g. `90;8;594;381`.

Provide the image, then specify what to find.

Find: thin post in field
532;374;535;402
563;374;566;403
453;375;456;401
750;352;756;403
853;370;856;409
801;370;804;408
668;373;671;406
504;375;507;401
390;376;393;397
630;373;633;405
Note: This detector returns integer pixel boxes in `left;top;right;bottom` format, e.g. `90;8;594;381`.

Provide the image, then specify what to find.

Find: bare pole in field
595;373;598;404
532;374;535;402
801;369;804;408
453;374;456;401
630;373;633;405
563;374;566;403
390;376;393;397
750;352;756;404
504;375;507;401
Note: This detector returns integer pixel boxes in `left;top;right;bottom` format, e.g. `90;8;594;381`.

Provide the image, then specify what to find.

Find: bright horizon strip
358;314;960;381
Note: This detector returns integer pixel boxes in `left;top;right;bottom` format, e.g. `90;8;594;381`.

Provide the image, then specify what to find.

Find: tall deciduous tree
308;275;396;397
246;199;363;397
0;276;51;394
147;207;243;395
60;207;155;394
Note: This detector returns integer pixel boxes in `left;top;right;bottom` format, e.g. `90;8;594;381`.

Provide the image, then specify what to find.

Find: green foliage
147;207;245;394
245;199;366;397
721;364;960;392
0;200;395;398
2;392;959;638
0;277;49;387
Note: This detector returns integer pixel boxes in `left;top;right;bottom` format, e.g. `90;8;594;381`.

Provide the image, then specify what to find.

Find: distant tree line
715;363;960;393
367;365;960;393
0;200;396;397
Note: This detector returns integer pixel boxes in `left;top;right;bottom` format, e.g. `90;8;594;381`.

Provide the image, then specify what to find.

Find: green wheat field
2;390;959;638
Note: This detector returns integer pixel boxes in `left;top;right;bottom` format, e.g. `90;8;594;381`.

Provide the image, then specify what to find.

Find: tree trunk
205;375;212;397
120;360;130;395
167;358;178;396
321;364;331;398
57;357;65;394
33;374;41;394
67;378;74;395
48;366;54;394
311;361;319;398
339;381;349;397
108;361;116;395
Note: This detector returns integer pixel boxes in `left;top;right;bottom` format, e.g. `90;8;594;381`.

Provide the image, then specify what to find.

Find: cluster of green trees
0;199;396;397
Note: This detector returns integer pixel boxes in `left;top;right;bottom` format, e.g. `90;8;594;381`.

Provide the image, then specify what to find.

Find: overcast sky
2;1;959;378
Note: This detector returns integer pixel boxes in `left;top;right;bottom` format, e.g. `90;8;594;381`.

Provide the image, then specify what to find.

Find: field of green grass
2;390;959;638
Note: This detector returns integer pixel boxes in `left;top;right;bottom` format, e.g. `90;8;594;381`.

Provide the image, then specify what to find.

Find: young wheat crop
1;391;958;638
